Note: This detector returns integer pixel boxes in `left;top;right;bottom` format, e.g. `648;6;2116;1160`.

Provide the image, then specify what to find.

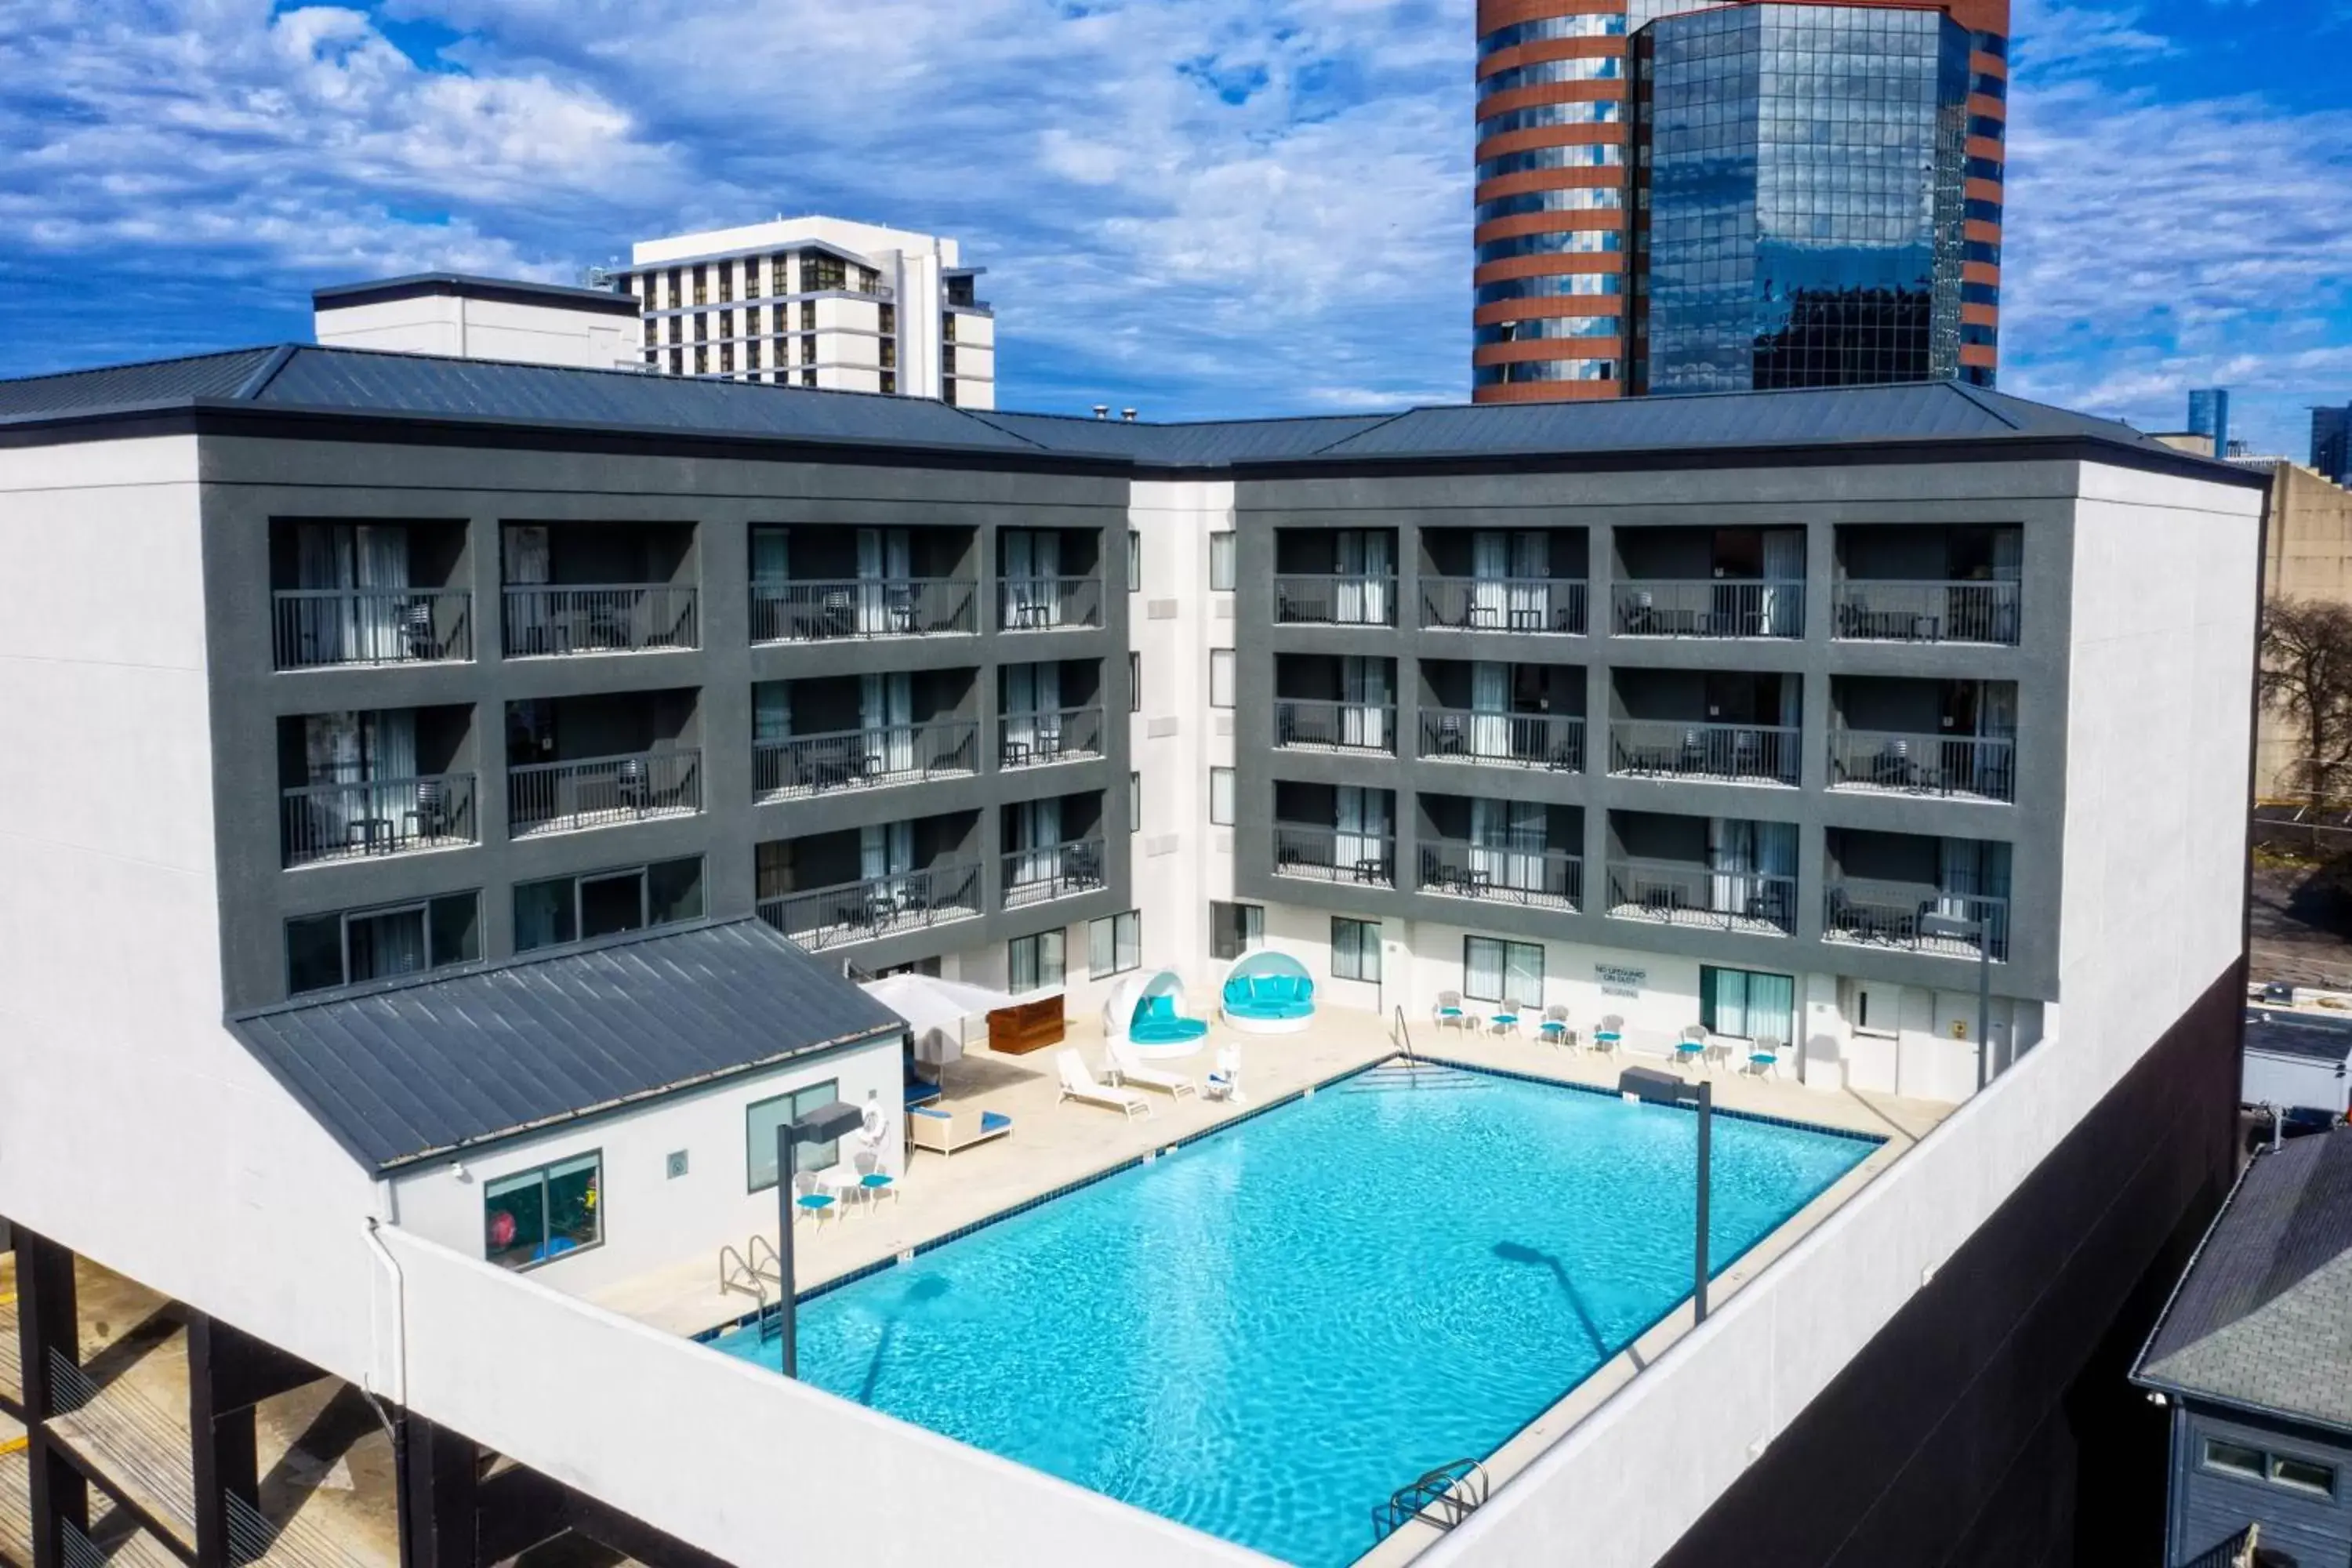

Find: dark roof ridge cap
956;410;1062;450
0;344;280;388
1944;380;2030;432
1301;407;1418;455
231;343;302;402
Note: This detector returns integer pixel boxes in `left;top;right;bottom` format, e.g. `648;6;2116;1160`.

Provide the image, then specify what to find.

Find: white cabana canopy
860;974;1015;1066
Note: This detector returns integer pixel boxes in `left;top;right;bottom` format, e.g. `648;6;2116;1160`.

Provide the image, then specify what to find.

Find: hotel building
0;347;2261;1568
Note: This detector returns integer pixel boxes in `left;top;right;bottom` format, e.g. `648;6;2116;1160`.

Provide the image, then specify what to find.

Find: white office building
619;216;996;407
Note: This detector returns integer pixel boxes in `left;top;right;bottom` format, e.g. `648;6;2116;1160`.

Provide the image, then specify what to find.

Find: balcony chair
1592;1014;1624;1055
1744;1037;1784;1078
1435;990;1469;1032
1538;1004;1573;1048
1675;1025;1710;1073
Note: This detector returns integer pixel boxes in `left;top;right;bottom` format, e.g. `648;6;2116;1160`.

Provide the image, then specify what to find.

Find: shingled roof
2132;1127;2352;1436
0;342;2266;485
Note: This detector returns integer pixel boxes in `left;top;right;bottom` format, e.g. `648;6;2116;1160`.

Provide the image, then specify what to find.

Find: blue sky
1;0;2347;453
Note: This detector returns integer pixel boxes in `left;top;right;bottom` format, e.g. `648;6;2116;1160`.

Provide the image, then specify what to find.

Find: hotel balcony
506;690;701;840
748;523;978;642
1414;793;1584;911
1417;526;1589;634
752;670;979;800
996;526;1104;632
501;521;697;658
1828;676;2018;804
1831;524;2020;644
1273;654;1397;756
270;518;470;670
1823;829;2013;961
755;812;982;952
278;704;476;868
1272;526;1398;626
1270;781;1396;888
1605;809;1797;935
1611;525;1805;639
1607;668;1799;787
999;659;1107;770
1002;792;1109;909
1417;658;1585;772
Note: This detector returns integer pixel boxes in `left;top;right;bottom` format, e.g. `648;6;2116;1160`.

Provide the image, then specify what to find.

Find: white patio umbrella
860;974;1017;1069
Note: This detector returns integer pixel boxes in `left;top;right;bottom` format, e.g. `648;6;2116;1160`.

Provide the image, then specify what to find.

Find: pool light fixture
775;1100;869;1378
1618;1066;1715;1323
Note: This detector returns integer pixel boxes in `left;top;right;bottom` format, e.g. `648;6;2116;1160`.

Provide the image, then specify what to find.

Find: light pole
774;1101;867;1379
1920;908;1993;1093
1619;1066;1714;1323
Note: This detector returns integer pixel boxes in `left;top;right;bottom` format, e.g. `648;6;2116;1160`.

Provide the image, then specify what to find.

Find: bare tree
2261;597;2352;800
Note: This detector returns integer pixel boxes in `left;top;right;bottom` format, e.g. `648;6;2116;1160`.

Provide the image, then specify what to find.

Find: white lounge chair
1112;1038;1199;1101
1057;1049;1152;1120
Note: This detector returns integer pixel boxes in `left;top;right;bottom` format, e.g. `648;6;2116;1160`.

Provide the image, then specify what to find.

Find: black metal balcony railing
998;706;1105;770
1823;884;2010;961
503;586;698;657
1274;575;1398;626
1831;579;2019;645
1612;580;1805;639
272;588;472;670
1417;840;1582;910
1001;838;1108;909
1610;720;1800;786
997;577;1104;632
750;579;978;642
1276;700;1397;754
1419;708;1585;772
508;749;702;837
757;862;985;952
1419;577;1589;635
753;721;980;800
1606;858;1797;935
1272;825;1396;887
1829;729;2016;803
281;773;477;867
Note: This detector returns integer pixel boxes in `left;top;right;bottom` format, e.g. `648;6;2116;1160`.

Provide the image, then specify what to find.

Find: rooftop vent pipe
1092;405;1110;420
1122;408;1138;422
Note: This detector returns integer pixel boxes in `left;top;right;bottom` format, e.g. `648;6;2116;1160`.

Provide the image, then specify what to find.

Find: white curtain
751;528;789;583
1708;816;1754;914
1710;968;1795;1042
1335;531;1365;624
1335;786;1388;870
857;528;910;633
1761;529;1803;636
1465;938;1504;1001
355;525;409;661
349;907;427;981
1509;531;1550;626
505;524;550;653
862;821;913;880
1011;797;1063;886
1342;657;1388;750
1469;797;1542;891
1359;530;1391;624
753;683;793;743
863;671;913;773
1472;531;1508;624
1471;661;1508;760
296;522;411;662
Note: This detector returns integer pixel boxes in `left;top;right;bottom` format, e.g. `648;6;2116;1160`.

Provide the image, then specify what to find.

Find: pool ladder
1392;1004;1417;1066
719;1235;785;1340
1371;1457;1489;1542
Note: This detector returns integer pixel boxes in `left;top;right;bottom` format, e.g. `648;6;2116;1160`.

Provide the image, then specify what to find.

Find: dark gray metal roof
230;919;906;1174
313;272;644;316
0;343;2267;487
2245;1009;2352;1064
0;348;278;420
2133;1128;2352;1435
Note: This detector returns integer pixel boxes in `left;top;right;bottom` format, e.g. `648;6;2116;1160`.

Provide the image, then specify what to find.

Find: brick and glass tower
1472;0;2008;402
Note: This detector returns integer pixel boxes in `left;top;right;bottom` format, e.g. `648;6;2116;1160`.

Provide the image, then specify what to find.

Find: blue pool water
711;1065;1875;1566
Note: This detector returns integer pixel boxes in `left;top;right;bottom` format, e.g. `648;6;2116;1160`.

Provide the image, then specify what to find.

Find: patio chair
1743;1037;1784;1079
791;1170;838;1228
1435;989;1469;1031
1112;1037;1200;1101
1056;1049;1152;1120
1538;1004;1573;1048
1675;1025;1710;1072
852;1149;900;1207
1592;1014;1624;1055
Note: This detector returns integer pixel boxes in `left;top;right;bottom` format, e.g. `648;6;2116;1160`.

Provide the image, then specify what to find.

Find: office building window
1009;930;1065;993
1210;902;1264;960
1210;532;1236;591
1130;771;1142;829
484;1152;600;1271
1130;652;1142;712
880;372;897;395
694;347;707;375
514;857;703;954
1332;918;1381;983
719;343;734;374
1464;937;1542;1004
1699;967;1797;1044
800;301;817;331
746;1080;840;1192
1210;767;1235;826
880;303;896;334
801;369;817;387
770;255;790;294
286;892;480;996
1210;649;1235;708
691;264;707;305
668;348;683;376
1090;911;1142;978
1129;529;1142;592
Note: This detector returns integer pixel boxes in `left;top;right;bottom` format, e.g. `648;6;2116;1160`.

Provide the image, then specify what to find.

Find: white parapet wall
378;1225;1271;1568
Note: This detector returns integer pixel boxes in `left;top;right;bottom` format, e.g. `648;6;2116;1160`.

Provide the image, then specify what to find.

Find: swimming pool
710;1062;1876;1566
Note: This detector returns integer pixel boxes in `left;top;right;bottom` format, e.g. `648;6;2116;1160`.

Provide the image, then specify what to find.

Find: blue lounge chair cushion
797;1193;834;1211
1223;971;1314;1019
980;1110;1013;1133
1131;1017;1210;1044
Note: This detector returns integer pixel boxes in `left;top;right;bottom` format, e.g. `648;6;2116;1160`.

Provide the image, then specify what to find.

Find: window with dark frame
1130;652;1142;712
286;892;481;996
1463;936;1542;1004
484;1151;601;1271
2198;1437;2337;1497
1210;902;1263;960
1210;532;1236;591
1009;929;1066;992
1129;529;1142;592
745;1079;840;1192
512;857;704;954
1090;911;1142;978
1130;771;1142;830
1332;918;1381;982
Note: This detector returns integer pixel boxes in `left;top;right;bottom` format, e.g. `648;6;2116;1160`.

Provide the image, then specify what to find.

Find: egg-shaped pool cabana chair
1219;949;1316;1035
1103;969;1210;1053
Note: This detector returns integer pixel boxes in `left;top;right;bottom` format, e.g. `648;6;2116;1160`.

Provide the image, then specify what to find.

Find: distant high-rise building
2314;404;2352;485
617;217;996;407
2187;388;2230;457
1472;0;2009;402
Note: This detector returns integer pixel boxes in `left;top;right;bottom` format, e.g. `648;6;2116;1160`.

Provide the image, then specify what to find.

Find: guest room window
485;1152;601;1271
746;1080;842;1192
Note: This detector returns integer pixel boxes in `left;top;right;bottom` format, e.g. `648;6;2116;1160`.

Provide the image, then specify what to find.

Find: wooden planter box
986;994;1065;1055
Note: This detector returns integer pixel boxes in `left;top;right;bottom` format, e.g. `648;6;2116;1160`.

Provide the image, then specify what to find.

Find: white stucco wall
315;294;641;369
0;437;387;1382
389;1037;902;1301
1415;460;2262;1567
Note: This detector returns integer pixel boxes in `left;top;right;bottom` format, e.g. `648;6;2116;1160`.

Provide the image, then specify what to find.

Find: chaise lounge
1220;950;1316;1035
